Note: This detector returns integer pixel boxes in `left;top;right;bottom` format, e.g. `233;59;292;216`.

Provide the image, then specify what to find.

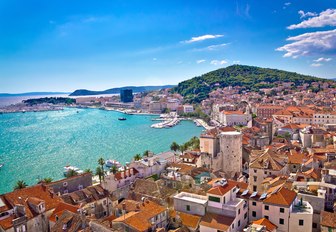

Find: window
238;220;240;227
208;196;220;203
312;223;317;228
238;209;240;215
254;169;257;173
253;176;257;182
252;211;256;217
232;223;234;229
244;212;247;219
264;205;269;210
186;205;190;211
253;186;257;191
280;208;284;213
252;201;256;206
265;215;269;220
279;218;284;225
299;220;304;226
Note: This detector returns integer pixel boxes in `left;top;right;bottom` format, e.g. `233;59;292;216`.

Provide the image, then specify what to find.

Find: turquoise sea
0;108;203;194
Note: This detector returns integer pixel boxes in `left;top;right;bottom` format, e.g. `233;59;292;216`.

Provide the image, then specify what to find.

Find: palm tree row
170;136;200;154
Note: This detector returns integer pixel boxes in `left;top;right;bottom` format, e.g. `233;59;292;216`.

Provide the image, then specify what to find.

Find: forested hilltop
173;65;331;103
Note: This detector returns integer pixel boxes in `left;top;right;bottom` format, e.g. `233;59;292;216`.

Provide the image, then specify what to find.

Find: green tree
170;142;180;152
98;157;105;171
84;169;93;174
143;150;150;157
179;143;188;154
134;153;142;161
43;177;53;183
110;166;118;174
96;166;104;184
66;169;78;178
14;180;28;190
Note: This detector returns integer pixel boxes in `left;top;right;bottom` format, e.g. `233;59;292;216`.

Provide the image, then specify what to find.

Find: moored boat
118;117;126;121
105;159;121;168
63;165;83;176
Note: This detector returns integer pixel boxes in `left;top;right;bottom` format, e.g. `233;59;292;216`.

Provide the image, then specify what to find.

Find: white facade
219;112;252;126
183;105;194;113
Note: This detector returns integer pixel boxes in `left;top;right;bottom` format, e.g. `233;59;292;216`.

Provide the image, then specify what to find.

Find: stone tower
219;131;242;178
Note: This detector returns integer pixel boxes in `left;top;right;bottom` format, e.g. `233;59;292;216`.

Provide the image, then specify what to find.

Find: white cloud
207;43;229;51
210;60;227;65
298;10;317;19
283;2;291;9
311;63;322;67
232;60;241;64
314;57;332;62
196;59;206;64
153;58;157;61
276;29;336;58
288;8;336;29
183;34;223;43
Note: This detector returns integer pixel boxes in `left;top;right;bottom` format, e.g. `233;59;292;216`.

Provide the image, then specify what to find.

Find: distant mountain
173;64;332;103
69;85;176;96
0;92;69;97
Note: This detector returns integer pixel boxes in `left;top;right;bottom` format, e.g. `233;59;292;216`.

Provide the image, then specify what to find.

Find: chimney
136;203;140;210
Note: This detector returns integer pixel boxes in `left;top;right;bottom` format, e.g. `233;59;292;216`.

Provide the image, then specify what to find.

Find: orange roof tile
171;211;201;230
49;202;79;223
264;187;296;207
200;213;234;231
253;218;278;231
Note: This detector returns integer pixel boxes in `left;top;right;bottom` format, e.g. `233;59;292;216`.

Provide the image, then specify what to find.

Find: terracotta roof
114;168;139;181
171;210;201;230
114;200;166;232
0;215;15;230
2;184;60;225
207;180;238;196
320;211;336;228
49;202;79;223
168;163;195;174
302;168;321;180
249;148;285;171
200;213;234;231
264;186;296;207
222;110;244;115
51;210;83;232
253;218;278;231
288;149;308;164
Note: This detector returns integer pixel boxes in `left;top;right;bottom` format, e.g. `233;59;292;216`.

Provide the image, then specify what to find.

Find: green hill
173;65;331;103
69;85;175;96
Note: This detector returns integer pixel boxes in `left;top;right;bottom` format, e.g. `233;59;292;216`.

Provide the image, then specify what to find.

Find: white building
205;178;249;232
219;111;252;127
183;104;194;113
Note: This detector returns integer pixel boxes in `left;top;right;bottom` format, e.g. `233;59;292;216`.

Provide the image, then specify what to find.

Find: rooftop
174;192;208;205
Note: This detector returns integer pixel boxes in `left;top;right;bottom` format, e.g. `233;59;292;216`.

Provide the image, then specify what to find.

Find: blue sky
0;0;335;93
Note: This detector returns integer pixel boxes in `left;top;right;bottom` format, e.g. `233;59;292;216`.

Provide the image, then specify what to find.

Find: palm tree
96;166;104;183
170;142;180;152
110;165;118;174
134;153;142;161
143;150;150;157
84;168;93;174
98;157;105;171
43;177;53;183
179;143;187;154
66;169;78;178
14;180;27;190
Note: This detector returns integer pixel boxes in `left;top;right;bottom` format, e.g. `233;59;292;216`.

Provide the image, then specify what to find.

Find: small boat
0;164;3;168
63;165;83;176
118;117;126;121
105;159;121;168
